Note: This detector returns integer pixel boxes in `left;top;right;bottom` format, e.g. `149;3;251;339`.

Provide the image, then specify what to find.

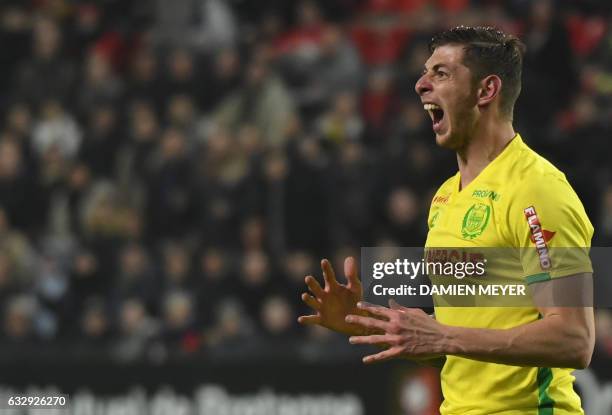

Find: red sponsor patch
529;229;556;244
523;206;553;270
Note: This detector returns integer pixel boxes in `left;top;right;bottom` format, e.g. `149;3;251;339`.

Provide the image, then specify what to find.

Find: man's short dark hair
429;26;526;118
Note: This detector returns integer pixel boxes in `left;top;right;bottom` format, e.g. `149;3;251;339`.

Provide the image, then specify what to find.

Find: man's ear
477;75;502;108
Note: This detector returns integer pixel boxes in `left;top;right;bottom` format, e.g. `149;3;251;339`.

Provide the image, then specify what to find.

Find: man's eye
436;71;448;78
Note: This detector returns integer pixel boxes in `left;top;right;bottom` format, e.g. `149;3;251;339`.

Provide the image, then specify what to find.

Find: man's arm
443;305;594;368
347;273;595;368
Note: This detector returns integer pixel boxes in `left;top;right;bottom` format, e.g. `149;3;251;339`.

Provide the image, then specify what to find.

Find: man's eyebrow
422;63;450;73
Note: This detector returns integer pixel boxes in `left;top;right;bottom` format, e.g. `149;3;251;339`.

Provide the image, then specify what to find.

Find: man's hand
347;300;447;364
298;257;372;336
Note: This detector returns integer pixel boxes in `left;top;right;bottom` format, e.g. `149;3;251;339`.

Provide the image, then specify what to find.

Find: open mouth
424;103;445;132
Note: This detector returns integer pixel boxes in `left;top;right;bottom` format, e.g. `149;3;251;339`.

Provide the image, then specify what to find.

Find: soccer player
298;26;595;414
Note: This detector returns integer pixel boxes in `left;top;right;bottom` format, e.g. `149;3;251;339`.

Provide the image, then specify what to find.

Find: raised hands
298;257;445;364
298;257;373;336
347;300;446;364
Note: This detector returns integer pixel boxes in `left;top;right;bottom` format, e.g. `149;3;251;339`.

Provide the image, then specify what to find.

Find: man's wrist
439;324;462;355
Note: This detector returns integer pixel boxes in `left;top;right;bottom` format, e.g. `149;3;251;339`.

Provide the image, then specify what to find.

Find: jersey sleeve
507;174;594;282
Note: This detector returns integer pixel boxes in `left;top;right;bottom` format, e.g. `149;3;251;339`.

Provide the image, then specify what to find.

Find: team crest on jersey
461;203;491;239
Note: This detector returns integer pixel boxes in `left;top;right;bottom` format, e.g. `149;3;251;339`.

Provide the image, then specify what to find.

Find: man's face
415;44;480;150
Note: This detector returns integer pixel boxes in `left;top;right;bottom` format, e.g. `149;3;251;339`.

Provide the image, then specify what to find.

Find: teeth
423;103;441;111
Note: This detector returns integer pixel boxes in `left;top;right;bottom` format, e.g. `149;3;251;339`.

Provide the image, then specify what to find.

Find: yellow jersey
425;134;594;415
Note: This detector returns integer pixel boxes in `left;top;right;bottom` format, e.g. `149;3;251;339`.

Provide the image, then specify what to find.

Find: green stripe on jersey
537;367;555;415
526;272;551;285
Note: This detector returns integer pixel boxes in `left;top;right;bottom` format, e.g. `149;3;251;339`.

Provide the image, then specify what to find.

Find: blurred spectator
127;48;163;108
77;297;111;348
118;101;160;189
274;1;327;56
361;68;399;145
77;51;123;116
260;295;295;339
145;128;197;239
166;94;199;138
595;309;612;358
68;249;104;312
78;104;121;179
32;100;82;160
162;48;199;99
240;216;267;251
378;186;427;245
195;126;255;247
196;248;235;324
318;92;364;145
314;25;364;102
239;250;274;315
0;139;45;233
0;208;37;288
276;18;363;115
215;57;296;147
113;298;159;361
199;48;241;113
35;256;69;336
161;243;194;292
204;298;254;355
152;0;237;51
3;295;37;344
350;11;410;66
0;3;31;106
113;244;159;313
14;16;76;106
4;102;33;144
283;250;318;299
80;181;134;241
160;291;199;353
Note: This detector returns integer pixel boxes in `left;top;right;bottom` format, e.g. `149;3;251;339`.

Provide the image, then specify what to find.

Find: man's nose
415;75;432;96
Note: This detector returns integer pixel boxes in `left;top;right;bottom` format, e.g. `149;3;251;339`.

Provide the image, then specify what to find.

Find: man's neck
456;120;516;191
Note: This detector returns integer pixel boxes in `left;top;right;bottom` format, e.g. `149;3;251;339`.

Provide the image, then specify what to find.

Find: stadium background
0;0;611;414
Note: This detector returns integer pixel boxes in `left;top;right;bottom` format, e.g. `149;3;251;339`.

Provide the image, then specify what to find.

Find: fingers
321;259;339;289
344;256;361;288
345;314;389;332
305;275;324;298
362;346;403;364
389;299;409;312
349;334;398;346
297;314;321;325
357;302;394;320
301;293;321;311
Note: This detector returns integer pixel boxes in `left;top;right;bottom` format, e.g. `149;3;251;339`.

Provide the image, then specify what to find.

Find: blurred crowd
0;0;611;362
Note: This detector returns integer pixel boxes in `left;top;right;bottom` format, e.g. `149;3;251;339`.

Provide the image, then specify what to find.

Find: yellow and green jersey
425;134;594;415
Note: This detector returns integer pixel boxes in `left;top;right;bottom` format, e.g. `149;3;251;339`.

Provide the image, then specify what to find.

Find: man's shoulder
506;137;568;188
506;138;588;219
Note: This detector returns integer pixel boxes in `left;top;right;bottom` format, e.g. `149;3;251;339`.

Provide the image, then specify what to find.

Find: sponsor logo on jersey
472;190;500;201
429;211;440;228
425;248;485;264
524;206;554;270
433;195;450;204
461;203;491;239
